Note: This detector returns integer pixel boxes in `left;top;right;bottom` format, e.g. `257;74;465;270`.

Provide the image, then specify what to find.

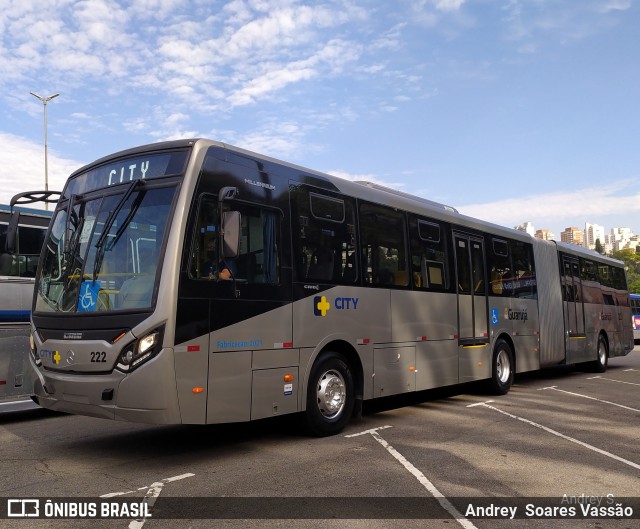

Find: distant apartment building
534;229;555;241
609;227;636;252
561;227;584;246
584;223;605;250
515;221;637;252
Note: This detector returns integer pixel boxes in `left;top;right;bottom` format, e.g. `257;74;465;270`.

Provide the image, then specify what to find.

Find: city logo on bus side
314;296;331;317
314;296;359;317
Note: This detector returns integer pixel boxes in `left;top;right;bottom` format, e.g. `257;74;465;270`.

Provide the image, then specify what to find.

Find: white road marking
468;400;640;470
100;472;194;498
101;473;195;529
346;426;478;529
587;376;640;386
539;385;640;413
344;425;392;437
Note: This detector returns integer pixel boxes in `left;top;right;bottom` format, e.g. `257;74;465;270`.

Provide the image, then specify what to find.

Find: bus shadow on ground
360;361;627;417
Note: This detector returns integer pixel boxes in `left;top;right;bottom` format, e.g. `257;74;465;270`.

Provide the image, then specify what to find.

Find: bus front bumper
31;350;182;424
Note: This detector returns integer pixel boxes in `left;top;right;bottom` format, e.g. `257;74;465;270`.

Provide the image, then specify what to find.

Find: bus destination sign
64;150;189;197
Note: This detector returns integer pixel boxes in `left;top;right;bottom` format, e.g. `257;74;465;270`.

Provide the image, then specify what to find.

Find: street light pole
30;92;60;210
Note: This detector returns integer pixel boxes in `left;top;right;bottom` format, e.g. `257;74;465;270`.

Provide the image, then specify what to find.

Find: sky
1;0;639;240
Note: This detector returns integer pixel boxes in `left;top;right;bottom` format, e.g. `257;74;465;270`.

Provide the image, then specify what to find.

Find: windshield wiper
63;194;79;254
106;189;146;254
92;179;145;281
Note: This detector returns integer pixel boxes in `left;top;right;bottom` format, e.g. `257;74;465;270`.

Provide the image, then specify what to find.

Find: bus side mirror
221;211;240;259
5;211;20;254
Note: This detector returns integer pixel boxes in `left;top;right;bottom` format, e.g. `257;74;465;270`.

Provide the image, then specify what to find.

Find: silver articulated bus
20;139;635;435
0;203;52;403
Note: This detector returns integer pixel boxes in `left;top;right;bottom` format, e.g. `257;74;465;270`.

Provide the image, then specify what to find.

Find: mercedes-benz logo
66;350;75;365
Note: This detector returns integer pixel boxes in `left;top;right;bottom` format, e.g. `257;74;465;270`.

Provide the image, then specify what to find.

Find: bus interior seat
394;270;408;286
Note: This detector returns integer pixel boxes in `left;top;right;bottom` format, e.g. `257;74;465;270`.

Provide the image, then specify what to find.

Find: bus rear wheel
589;335;608;373
304;351;354;437
489;339;514;395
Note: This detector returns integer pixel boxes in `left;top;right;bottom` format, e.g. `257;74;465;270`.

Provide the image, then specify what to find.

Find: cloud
434;0;465;12
596;0;631;13
500;0;630;51
0;133;84;205
458;181;640;231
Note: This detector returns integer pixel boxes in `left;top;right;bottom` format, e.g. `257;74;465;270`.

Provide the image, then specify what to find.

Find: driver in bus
202;238;235;280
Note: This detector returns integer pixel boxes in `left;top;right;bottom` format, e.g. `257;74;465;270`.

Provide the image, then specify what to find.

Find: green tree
595;238;604;254
612;248;640;293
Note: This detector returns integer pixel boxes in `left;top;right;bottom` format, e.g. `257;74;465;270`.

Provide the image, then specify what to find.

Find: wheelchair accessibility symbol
78;281;100;312
491;308;499;326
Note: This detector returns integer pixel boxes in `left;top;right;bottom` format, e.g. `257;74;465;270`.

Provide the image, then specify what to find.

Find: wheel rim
496;349;511;384
598;340;606;366
316;369;346;419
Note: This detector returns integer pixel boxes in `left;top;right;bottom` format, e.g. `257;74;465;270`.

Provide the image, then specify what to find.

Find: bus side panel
373;346;415;396
251;349;300;420
511;297;540;373
1;266;38;400
616;291;634;356
592;287;616;357
174;297;210;423
532;240;566;366
390;290;458;388
207;351;251;423
207;303;293;423
174;332;210;424
0;325;35;398
415;340;458;390
294;287;390;347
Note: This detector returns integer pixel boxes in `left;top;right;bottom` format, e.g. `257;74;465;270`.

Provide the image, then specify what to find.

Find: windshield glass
36;185;177;313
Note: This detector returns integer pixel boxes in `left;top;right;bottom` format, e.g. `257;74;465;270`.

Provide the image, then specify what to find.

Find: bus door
454;233;488;345
561;256;586;363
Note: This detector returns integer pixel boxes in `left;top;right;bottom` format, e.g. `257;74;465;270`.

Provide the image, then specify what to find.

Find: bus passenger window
488;239;511;296
410;217;449;291
511;241;537;299
455;239;471;294
360;202;408;287
0;224;47;278
292;187;357;284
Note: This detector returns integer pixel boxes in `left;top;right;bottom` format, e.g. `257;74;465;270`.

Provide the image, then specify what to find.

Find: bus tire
489;339;514;395
590;335;608;373
304;351;354;437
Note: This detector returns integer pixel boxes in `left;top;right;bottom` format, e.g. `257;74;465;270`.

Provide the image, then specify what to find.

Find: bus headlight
116;326;164;372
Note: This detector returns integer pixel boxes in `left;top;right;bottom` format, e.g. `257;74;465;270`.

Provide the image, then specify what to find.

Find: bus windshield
35;184;177;313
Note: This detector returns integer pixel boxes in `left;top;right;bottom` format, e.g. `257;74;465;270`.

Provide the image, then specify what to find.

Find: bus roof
0;203;52;218
61;138;623;267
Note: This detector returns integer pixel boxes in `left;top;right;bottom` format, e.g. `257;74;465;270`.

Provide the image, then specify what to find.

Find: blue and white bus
1;201;52;404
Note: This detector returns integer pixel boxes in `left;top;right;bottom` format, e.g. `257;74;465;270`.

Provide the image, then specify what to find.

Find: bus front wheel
304;351;354;437
489;340;514;395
